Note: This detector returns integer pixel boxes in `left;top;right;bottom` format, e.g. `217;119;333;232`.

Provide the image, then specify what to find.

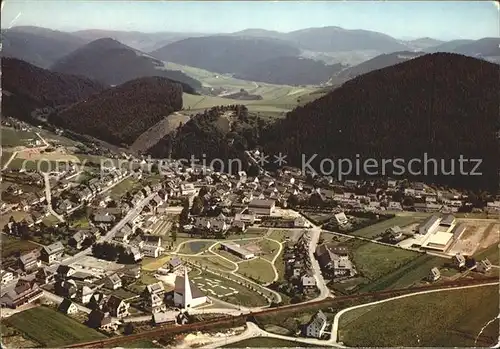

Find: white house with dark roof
476;259;492;273
429;267;441;281
104;274;122;290
305;310;328;338
58;298;79;315
41;242;64;264
333;212;348;225
452;253;466;269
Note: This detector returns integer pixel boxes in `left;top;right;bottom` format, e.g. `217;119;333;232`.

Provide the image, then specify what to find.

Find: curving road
43;172;66;223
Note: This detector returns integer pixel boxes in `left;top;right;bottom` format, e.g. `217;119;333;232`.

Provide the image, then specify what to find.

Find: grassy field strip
350;216;421;238
5;306;106;347
337;283;499;347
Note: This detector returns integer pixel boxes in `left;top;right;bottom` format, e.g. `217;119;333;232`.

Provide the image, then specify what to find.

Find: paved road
1;151;18;170
266;236;284;283
199;321;261;349
43;173;66;223
300;214;331;301
48;192;157;272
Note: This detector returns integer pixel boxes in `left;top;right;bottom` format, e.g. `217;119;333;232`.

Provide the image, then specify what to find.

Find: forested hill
2;58;107;122
2;58;106;105
51;38;201;93
262;53;499;191
147;105;266;169
50;77;184;146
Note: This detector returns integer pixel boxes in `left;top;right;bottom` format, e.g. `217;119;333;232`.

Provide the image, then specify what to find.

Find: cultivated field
347;240;422;281
5;306;106;347
350;216;421;238
1;127;37;147
338;284;499;347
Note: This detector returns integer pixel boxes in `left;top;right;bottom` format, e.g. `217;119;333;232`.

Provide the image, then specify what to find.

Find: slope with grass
5;306;107;347
338;284;499;347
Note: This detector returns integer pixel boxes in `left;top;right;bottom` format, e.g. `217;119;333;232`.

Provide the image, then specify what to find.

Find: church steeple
183;267;193;308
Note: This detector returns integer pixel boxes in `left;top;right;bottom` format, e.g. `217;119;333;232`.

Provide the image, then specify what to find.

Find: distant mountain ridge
50;38;201;92
235;56;346;85
72;29;206;52
150;35;302;75
1;27;86;68
335;51;425;80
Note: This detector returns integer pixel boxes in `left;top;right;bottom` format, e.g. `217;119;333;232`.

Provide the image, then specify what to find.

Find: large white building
418;215;441;236
173;269;207;309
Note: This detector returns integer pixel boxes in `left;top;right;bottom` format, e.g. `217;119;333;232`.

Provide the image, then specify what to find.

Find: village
0;122;499;348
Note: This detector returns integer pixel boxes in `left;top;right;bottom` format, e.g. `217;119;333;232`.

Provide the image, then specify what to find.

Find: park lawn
257;238;281;262
347;240;421;281
350;216;421;238
338;285;499;347
1;234;39;257
1;127;36;147
5;306;107;347
189;254;236;272
237;257;276;284
225;337;315;348
358;254;450;293
267;229;295;242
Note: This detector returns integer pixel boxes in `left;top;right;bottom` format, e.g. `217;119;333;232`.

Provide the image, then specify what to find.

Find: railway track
66;277;498;348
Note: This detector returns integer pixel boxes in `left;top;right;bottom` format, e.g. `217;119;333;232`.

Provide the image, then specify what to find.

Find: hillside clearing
338;284;499;347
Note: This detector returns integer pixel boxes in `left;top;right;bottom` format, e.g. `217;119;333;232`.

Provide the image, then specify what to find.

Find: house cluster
281;232;318;294
429;254;492;282
0;243;70;309
53;168;130;217
315;244;356;279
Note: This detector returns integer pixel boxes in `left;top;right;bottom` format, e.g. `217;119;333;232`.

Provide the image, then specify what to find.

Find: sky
1;1;499;41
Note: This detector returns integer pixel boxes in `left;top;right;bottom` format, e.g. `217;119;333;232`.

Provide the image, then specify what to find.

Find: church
173;268;207;309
